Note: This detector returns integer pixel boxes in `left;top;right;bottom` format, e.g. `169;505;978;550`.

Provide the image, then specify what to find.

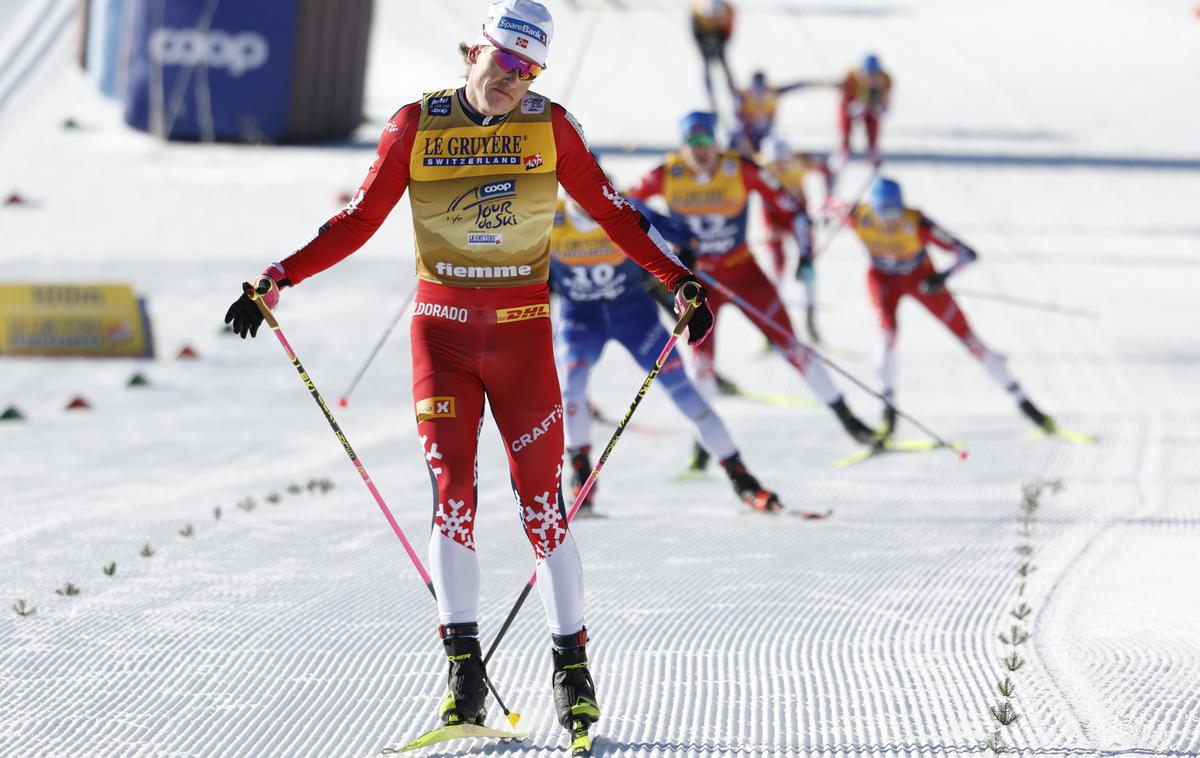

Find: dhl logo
495;304;550;324
416;396;456;422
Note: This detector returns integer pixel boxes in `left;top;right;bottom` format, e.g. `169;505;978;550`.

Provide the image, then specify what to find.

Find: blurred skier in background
690;0;737;114
732;70;822;155
834;176;1057;438
550;194;783;512
839;53;891;166
756;135;833;343
628;110;879;472
224;0;716;751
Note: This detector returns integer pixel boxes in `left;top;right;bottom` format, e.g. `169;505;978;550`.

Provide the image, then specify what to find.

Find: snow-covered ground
2;0;1199;755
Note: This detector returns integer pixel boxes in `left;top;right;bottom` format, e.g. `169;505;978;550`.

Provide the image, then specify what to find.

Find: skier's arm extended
554;105;690;291
224;104;418;338
278;104;419;286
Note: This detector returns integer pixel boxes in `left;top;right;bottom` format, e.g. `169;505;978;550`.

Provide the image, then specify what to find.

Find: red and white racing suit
846;205;1022;403
277;88;689;635
628;150;842;406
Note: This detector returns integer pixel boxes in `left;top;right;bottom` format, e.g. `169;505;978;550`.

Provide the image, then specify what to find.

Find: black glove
224;274;285;338
673;275;714;345
224;284;265;339
919;270;949;295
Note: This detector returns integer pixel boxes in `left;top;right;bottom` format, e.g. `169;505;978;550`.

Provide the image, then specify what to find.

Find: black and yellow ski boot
830;398;877;445
552;630;599;756
1019;398;1057;434
438;624;488;727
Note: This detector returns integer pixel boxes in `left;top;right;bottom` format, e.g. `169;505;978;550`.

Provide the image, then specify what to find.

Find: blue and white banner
123;0;299;141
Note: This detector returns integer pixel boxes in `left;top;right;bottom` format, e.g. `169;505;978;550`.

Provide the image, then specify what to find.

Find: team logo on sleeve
416;396;456;422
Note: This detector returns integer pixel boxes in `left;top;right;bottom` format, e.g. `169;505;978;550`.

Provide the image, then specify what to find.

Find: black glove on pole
673;275;714;345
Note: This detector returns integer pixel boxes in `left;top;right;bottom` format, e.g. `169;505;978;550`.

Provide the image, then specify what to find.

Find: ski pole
814;167;878;261
244;281;522;728
482;302;699;668
695;273;968;459
949;287;1098;320
337;284;417;408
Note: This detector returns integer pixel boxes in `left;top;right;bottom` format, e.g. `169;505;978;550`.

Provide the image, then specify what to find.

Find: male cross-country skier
690;0;737;114
222;1;714;751
732;70;821;155
757;135;833;342
627;110;877;472
837;177;1057;438
838;53;891;167
550;195;782;513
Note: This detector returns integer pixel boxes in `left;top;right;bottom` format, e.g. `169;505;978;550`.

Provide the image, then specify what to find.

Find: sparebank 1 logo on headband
148;29;270;78
496;16;548;44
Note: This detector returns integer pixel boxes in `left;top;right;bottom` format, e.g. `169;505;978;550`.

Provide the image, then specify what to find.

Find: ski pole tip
958;449;970;461
506;711;522;730
337;397;349;408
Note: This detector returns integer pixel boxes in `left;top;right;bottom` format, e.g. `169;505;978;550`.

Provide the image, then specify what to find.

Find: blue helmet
863;54;881;75
679;110;718;146
868;177;903;215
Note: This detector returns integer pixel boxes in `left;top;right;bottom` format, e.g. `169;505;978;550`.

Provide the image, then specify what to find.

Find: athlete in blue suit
550;195;781;512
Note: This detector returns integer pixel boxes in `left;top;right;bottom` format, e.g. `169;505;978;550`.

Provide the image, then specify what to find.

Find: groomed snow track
2;0;1199;756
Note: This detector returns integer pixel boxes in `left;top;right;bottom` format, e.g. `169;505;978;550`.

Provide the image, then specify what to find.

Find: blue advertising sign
122;0;300;141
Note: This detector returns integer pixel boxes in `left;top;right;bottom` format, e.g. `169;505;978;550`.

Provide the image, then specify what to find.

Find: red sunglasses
481;32;545;80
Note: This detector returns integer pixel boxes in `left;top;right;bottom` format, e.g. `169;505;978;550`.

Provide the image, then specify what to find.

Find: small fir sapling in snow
990;701;1020;726
1003;651;1025;672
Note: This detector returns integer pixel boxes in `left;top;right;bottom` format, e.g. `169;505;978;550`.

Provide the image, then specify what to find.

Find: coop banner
0;284;154;357
123;0;300;140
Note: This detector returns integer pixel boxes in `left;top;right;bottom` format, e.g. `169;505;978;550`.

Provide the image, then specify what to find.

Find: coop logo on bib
416;396;456;422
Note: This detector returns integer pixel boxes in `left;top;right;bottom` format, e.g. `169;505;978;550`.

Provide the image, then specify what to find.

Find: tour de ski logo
446;180;518;232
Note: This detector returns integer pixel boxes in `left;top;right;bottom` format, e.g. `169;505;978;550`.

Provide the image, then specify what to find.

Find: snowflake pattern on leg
420;434;444;478
523;490;567;560
435;497;475;550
